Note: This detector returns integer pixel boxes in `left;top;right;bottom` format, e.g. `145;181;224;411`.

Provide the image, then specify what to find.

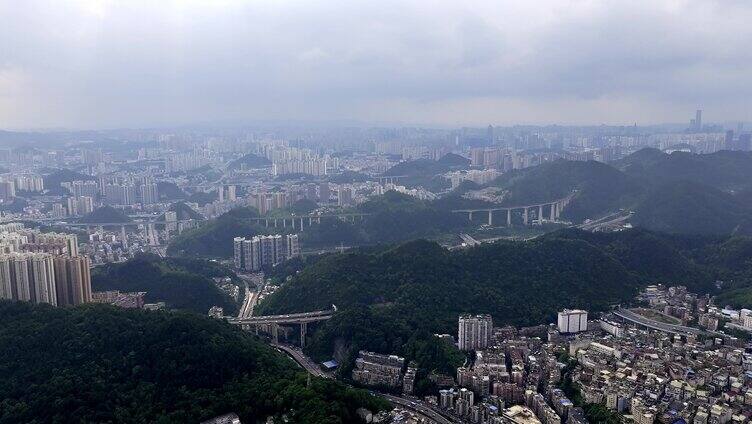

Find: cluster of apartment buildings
0;223;92;307
351;350;417;395
233;234;300;272
563;286;752;424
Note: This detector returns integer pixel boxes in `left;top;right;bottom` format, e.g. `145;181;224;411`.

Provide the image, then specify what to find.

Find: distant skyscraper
458;314;492;351
53;255;92;306
338;186;353;206
319;182;330;203
695;109;702;131
0;180;16;201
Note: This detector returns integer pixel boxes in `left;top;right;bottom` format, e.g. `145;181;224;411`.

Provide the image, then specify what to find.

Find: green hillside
383;159;453;190
43;168;95;190
92;255;238;314
631;180;752;236
0;301;388;423
438;153;471;167
617;149;752;190
79;206;131;223
157;181;187;200
167;206;263;257
256;236;643;383
227;153;271;170
491;159;643;222
165;201;204;220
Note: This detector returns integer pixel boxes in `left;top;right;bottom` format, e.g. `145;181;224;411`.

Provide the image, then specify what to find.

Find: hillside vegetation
0;301;388;423
92;255;238;314
489;150;752;235
256;235;648;386
255;227;752;387
79;206;131;223
167;207;265;257
227;153;271;170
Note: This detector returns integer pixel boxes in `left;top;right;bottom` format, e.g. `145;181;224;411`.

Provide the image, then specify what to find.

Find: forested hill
615;148;752;189
487;149;752;234
256;237;642;368
0;301;388;423
257;231;718;331
489;159;643;222
254;228;752;389
92;255;239;314
167;206;265;257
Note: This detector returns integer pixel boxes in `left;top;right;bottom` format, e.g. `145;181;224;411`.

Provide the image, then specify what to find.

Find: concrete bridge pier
538;205;543;223
274;219;278;228
292;219;296;229
550;203;556;221
300;218;304;231
488;210;493;226
309;217;313;225
468;211;473;221
300;322;307;347
317;216;321;224
507;209;512;227
272;323;279;344
523;208;528;226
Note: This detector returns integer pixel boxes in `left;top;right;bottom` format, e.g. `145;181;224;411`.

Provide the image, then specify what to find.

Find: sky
1;0;752;130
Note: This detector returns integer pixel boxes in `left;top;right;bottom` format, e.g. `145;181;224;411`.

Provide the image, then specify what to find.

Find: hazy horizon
2;0;752;130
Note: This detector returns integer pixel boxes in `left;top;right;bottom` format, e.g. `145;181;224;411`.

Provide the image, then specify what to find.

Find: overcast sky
1;0;751;130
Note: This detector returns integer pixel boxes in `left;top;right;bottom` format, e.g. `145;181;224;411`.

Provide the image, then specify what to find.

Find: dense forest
256;227;752;389
167;206;267;257
488;149;752;235
256;234;643;385
92;254;239;314
0;301;388;423
79;206;132;223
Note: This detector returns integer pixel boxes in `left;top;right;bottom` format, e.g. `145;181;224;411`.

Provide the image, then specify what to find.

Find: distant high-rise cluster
0;223;91;306
458;314;493;351
101;177;160;206
0;180;16;200
13;175;44;192
217;185;237;202
67;196;95;216
233;234;300;272
272;158;328;176
62;180;98;197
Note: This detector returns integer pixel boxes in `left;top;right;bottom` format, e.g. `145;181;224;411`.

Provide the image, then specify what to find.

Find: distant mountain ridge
487;149;752;235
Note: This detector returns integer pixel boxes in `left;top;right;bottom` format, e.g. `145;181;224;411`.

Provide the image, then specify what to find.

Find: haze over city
4;2;752;424
2;0;752;129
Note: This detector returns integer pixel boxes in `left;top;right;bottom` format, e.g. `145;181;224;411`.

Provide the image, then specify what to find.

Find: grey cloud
0;0;751;129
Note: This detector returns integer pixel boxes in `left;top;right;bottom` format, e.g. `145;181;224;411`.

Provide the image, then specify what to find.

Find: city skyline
2;1;752;129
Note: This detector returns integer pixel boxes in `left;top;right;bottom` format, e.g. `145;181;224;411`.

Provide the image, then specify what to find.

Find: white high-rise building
557;309;588;334
286;234;300;258
458;314;492;351
233;234;299;272
233;237;245;269
140;183;159;204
